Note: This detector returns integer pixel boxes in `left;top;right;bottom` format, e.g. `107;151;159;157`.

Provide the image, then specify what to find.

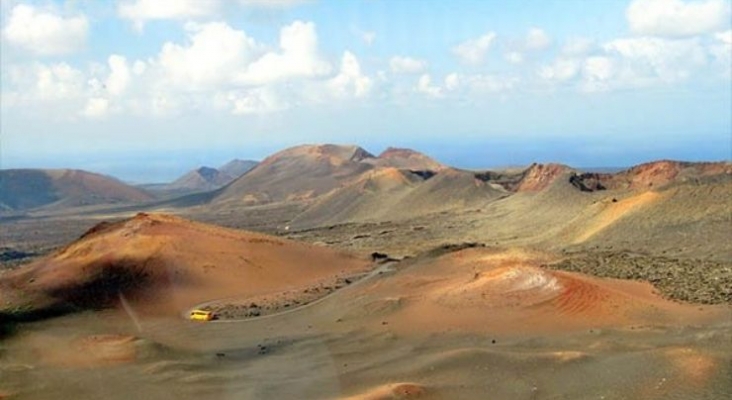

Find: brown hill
0;213;369;318
329;247;723;335
464;165;732;262
514;163;573;192
0;169;153;211
559;178;732;260
218;158;258;178
213;144;375;206
569;160;732;192
288;167;425;228
617;160;731;189
363;147;445;171
157;160;258;194
290;167;506;229
472;163;573;193
167;166;232;192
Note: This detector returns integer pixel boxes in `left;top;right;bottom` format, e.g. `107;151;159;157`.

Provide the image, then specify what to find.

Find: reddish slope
514;163;574;192
615;160;732;189
569;160;732;192
334;247;724;335
0;213;370;318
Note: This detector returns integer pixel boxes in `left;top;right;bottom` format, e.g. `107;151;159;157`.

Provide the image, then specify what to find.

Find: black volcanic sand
544;252;732;305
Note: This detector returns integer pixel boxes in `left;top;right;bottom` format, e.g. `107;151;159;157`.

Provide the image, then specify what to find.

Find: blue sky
1;0;730;182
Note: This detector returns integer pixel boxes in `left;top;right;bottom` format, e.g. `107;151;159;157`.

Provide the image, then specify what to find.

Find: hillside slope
290;167;506;229
0;213;369;318
218;159;258;178
0;169;153;211
363;147;446;171
213;144;375;206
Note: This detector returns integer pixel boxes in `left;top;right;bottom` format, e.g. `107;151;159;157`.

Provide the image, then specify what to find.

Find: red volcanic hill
611;160;732;189
569;160;732;192
0;213;370;318
514;163;573;192
0;169;153;211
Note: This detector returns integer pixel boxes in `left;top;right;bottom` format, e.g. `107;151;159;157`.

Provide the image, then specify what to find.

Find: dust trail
119;292;142;333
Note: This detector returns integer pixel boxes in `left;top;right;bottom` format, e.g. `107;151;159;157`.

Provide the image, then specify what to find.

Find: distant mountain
147;159;259;195
0;169;153;211
168;166;231;192
514;163;574;192
212;144;375;206
363;147;446;171
218;159;258;178
289;167;505;229
286;155;731;232
569;160;732;192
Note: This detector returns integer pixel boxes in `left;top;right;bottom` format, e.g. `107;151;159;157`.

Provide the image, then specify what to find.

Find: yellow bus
189;309;216;321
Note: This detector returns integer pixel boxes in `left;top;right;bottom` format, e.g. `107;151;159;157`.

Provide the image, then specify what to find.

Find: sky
0;0;730;183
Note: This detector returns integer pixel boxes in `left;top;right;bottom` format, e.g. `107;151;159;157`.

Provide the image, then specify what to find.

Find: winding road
185;261;398;323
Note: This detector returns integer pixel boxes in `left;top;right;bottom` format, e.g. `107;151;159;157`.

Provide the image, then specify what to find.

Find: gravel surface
544;251;732;305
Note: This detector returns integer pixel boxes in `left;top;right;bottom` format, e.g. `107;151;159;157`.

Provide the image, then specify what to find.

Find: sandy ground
1;245;730;400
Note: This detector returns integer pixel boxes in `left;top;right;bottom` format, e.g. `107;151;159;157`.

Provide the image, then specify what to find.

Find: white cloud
445;73;460;91
83;97;110;118
238;20;331;85
351;26;376;46
561;37;595;56
461;74;519;93
239;0;306;7
329;51;373;98
453;32;497;64
361;31;376;46
389;56;427;74
604;36;707;83
1;61;90;118
715;30;732;45
157;22;261;89
581;56;616;92
539;58;581;82
117;0;307;30
149;92;181;116
106;55;132;96
540;33;723;91
16;63;85;101
710;30;732;79
627;0;731;37
225;88;285;115
132;60;147;75
2;4;88;55
424;72;517;96
416;74;443;97
118;0;220;31
526;28;551;50
505;52;524;64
